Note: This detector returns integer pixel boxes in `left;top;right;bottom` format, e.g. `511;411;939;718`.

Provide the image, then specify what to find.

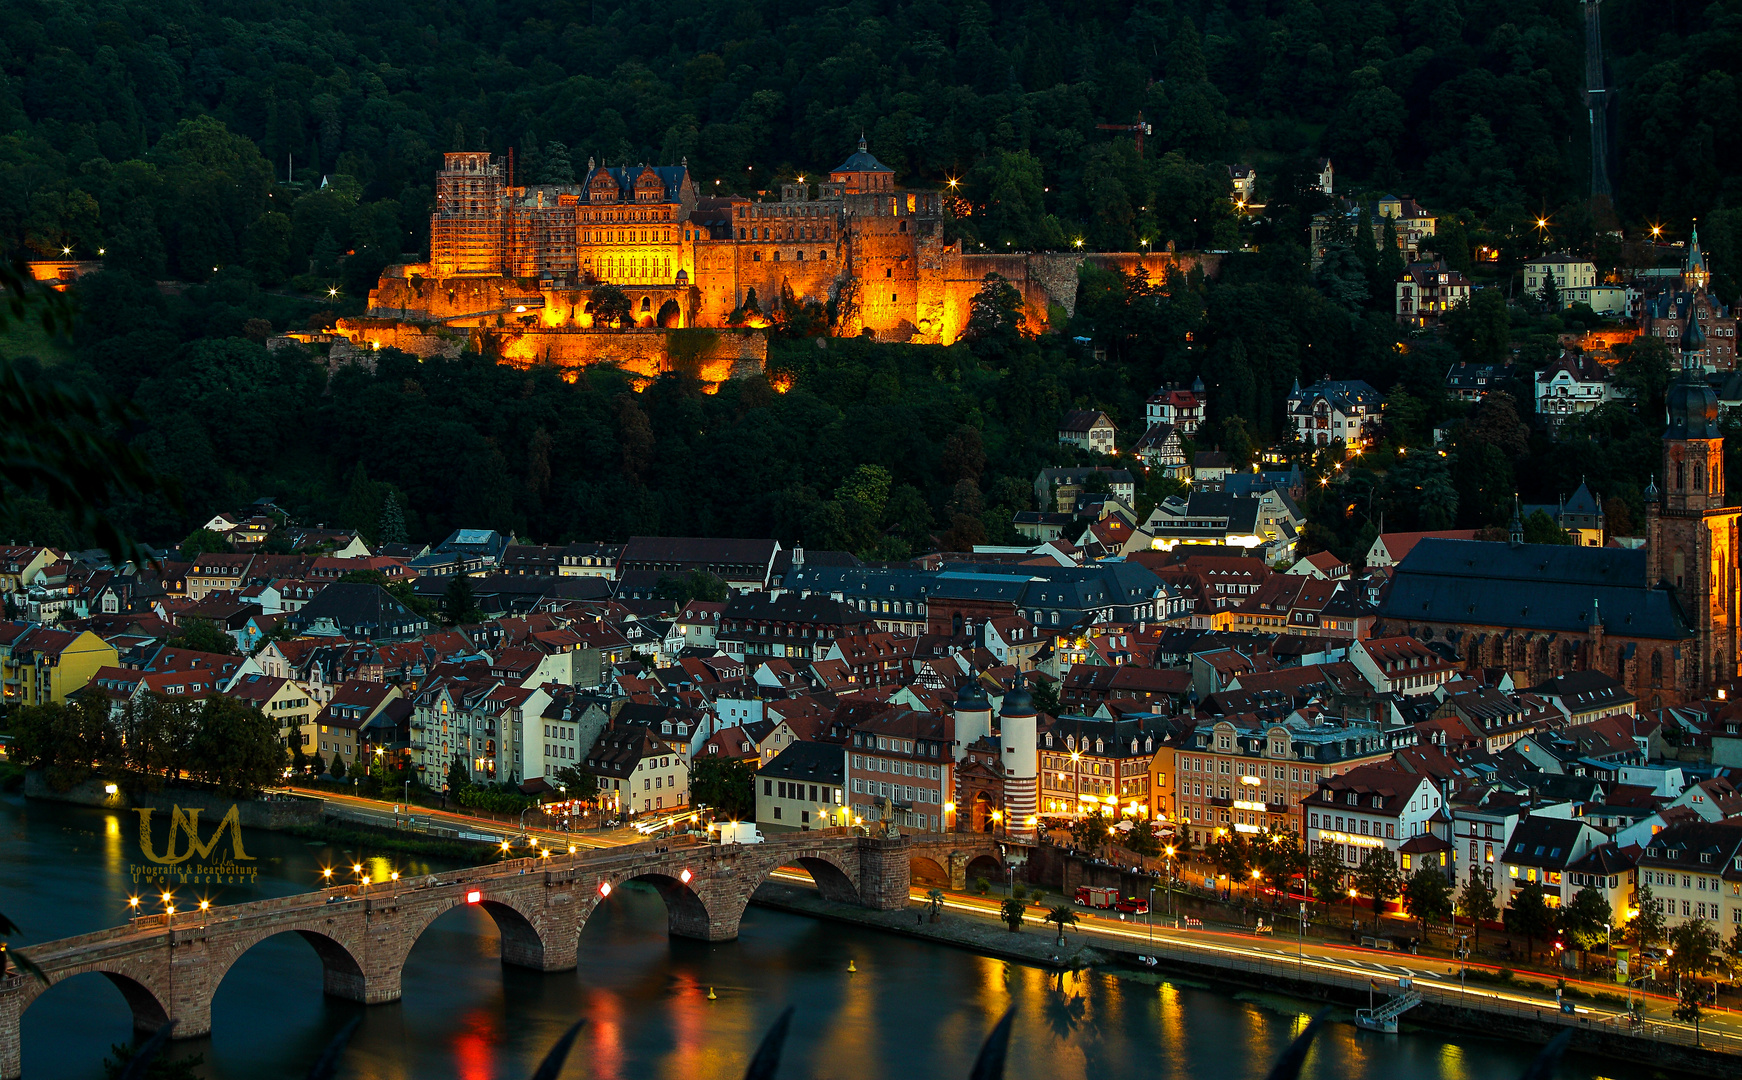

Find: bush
1012;882;1028;901
973;877;990;895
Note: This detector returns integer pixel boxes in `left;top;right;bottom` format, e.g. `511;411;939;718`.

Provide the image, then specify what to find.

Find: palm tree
1045;904;1079;945
999;897;1025;931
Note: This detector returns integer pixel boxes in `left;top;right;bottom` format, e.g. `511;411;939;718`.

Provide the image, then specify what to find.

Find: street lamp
1348;887;1358;930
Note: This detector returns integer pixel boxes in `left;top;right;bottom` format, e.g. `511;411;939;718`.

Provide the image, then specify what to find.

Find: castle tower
430;152;504;276
1645;335;1740;693
998;678;1039;841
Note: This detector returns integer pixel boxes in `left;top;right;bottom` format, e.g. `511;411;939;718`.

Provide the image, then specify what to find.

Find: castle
335;138;1213;380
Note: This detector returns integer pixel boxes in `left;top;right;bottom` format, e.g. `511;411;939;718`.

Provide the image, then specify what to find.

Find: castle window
774;251;781;262
820;251;828;260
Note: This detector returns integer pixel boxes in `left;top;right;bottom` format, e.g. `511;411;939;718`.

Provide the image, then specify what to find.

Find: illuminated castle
340;138;1212;376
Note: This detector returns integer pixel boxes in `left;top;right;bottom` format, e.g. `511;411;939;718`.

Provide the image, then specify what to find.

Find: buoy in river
706;986;717;1000
848;960;858;973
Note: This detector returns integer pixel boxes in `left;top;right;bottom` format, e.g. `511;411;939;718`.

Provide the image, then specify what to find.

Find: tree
1069;809;1113;855
1206;831;1253;898
1308;842;1347;912
442;575;483;625
1352;848;1401;918
1504;882;1555;959
166;616;238;656
1613;335;1675;418
536;141;575;185
1446;288;1511;366
964;273;1025;358
554;766;599;804
1124;818;1163;859
178;528;229;561
1000;897;1025;931
654;569;727;607
1045;903;1079;945
445;755;469;792
1559;886;1614;965
1456;875;1499;952
1256;830;1306;906
7;696;120;792
329;752;347;780
1539;265;1561;312
375;493;407;546
185;694;284;796
589;283;632;328
1028;678;1060;718
688;755;755;819
1673;982;1705;1046
1402;868;1454;938
1667;918;1722;985
1634;878;1666;950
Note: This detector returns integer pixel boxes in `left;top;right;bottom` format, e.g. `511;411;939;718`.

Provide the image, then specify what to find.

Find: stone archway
911;855;950;886
4;968;172;1079
207;926;370;1004
657;299;682;328
971;792;995;833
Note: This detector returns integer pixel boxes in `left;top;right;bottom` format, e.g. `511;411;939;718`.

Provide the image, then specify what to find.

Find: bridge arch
206;926;369;1004
399;890;575;975
963;852;1005;886
910;855;950;886
4;967;172;1080
776;854;863;906
579;871;717;941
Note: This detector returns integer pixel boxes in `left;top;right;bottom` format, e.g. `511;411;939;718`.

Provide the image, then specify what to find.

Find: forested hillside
2;0;1739;562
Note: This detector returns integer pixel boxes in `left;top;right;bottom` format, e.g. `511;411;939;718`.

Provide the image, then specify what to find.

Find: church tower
1686;223;1709;293
1645;329;1740;690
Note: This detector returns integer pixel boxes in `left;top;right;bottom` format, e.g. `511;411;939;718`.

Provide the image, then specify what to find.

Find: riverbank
749;880;1736;1074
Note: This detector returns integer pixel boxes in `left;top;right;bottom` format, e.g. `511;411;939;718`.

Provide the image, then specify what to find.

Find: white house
1535;353;1616;430
1523;253;1599;305
1288;378;1383;447
1058;410;1118;454
1304;763;1454;884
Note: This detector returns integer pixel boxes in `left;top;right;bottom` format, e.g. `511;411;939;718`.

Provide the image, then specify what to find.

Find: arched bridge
0;830;910;1079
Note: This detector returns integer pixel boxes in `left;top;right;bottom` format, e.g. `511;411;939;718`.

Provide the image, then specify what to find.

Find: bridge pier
856;837;913;911
948;852;969;891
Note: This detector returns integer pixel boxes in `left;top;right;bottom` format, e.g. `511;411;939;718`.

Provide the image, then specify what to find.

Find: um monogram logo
135;805;256;866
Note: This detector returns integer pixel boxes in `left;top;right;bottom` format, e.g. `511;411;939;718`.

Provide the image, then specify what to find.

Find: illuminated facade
1645;322;1742;691
343;139;1216;368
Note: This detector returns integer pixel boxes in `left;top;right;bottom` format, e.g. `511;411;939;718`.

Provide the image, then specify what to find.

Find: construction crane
1097;111;1153;159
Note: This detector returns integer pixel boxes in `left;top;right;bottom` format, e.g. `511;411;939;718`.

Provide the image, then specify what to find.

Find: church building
1378;340;1739;706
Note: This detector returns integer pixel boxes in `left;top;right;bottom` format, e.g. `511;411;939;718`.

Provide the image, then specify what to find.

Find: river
0;795;1652;1080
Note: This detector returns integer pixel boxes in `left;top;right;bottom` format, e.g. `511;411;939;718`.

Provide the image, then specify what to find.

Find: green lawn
0;315;75;366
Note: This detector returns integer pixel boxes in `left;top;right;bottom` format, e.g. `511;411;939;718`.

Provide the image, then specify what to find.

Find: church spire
1687;220;1709;291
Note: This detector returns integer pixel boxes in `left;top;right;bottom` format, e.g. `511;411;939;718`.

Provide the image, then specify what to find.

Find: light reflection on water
2;796;1649;1079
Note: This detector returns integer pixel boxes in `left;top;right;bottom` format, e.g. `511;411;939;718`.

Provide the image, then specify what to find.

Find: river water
0;795;1651;1080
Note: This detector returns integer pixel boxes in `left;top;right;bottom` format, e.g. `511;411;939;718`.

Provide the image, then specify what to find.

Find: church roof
1687;224;1707;275
1381;539;1691;641
833;135;892;175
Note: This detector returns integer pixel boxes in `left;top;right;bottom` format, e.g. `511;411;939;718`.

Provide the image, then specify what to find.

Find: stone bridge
0;830;912;1079
905;833;1011;891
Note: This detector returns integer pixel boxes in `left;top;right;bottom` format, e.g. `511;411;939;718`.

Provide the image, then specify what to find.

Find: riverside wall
23;773;324;830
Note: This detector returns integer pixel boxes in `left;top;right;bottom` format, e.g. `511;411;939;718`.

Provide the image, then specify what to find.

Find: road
767;870;1742;1053
285;784;640;852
